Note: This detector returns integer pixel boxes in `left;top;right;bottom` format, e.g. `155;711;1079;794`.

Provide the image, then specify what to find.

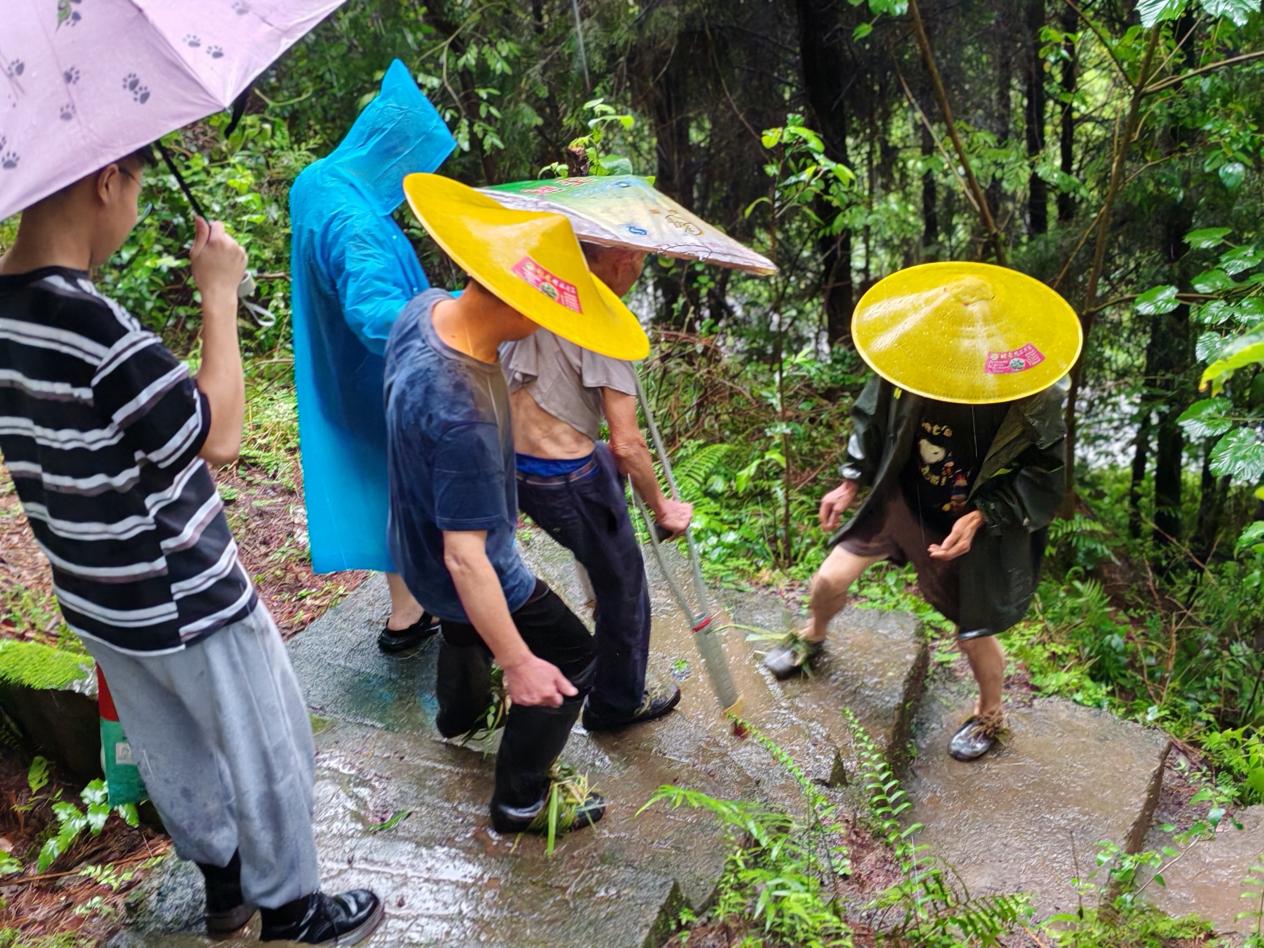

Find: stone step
903;671;1171;919
1144;804;1264;938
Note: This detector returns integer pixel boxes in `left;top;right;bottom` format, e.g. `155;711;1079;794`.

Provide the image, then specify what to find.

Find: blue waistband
515;452;595;477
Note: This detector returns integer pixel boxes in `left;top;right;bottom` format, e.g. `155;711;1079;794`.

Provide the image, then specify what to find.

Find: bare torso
509;387;595;459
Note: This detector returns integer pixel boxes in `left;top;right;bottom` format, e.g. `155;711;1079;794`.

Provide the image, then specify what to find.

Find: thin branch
893;61;980;214
907;0;1007;264
1064;0;1132;87
1144;49;1264;95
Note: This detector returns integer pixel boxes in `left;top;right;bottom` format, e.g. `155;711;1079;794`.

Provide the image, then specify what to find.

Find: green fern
1241;853;1264;940
667;441;736;496
0;640;93;691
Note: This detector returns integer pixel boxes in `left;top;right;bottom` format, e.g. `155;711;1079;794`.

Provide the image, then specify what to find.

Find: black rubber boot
490;660;596;833
259;889;384;945
434;640;494;739
197;851;254;938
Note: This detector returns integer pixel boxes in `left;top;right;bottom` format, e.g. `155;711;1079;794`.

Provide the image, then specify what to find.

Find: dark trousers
436;580;595;809
517;444;651;718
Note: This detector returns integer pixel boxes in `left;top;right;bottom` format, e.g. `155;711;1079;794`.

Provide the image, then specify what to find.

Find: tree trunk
921;120;938;253
1056;2;1077;224
1129;407;1152;540
797;0;857;345
1025;0;1048;236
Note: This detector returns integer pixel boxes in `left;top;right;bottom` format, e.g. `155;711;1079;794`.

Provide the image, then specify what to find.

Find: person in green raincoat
289;61;455;652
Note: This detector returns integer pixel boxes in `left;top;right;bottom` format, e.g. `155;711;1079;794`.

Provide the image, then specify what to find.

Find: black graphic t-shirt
900;400;1008;533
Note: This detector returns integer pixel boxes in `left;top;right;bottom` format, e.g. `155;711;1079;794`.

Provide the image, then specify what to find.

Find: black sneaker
582;683;682;732
762;634;825;679
492;790;607;835
377;612;440;655
259;889;384;945
197;853;255;938
948;711;1005;762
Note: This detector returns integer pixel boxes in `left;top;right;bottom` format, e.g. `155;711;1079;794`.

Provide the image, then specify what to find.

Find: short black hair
120;143;157;169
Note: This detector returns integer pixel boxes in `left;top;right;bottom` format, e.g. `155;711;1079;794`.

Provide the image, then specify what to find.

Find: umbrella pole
633;375;741;717
155;142;207;221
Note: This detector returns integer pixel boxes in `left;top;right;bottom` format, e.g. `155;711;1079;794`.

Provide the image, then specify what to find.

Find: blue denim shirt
384;290;535;623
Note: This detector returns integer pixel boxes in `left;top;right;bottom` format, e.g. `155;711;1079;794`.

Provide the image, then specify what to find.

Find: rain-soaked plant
533;761;595;858
843;708;1032;945
642;718;853;946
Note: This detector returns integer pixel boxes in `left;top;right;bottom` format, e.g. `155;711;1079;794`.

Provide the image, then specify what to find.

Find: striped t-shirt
0;266;256;654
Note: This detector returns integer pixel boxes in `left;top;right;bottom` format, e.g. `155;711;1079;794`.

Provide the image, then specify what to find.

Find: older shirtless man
502;245;692;732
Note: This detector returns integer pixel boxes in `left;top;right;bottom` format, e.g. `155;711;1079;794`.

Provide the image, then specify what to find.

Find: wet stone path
115;529;1260;945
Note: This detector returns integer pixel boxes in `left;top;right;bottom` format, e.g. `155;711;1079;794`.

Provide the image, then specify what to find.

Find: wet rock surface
119;529;1220;944
905;671;1171;919
1146;805;1264;938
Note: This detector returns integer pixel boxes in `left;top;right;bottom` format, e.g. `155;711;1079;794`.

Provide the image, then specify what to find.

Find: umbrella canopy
851;261;1082;405
0;0;345;221
481;175;777;276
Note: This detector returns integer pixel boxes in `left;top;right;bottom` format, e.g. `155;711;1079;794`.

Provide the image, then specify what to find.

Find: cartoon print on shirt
914;420;972;516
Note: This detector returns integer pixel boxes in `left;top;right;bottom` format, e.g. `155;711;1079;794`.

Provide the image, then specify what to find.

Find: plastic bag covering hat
403;173;650;361
851;261;1082;405
289;61;455;573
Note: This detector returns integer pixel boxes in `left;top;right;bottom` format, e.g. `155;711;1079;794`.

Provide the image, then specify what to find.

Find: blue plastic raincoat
289;60;456;572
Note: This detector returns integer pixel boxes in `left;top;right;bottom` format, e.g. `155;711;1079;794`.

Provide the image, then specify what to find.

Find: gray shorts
837;489;965;630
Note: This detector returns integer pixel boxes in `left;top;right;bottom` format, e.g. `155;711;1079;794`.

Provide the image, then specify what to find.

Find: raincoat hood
324;58;455;216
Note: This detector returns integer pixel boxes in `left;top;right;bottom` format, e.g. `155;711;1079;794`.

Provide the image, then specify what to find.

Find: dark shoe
762;634;825;679
948;711;1005;762
260;890;384;945
197;853;255;938
492;788;607;835
582;682;682;732
377;611;439;654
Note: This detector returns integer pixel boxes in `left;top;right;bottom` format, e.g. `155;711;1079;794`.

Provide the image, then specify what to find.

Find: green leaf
1198;0;1258;25
1185;227;1232;248
1220;161;1247;191
86;802;110;834
1192;269;1236;294
27;756;50;794
37;837;64;874
1137;0;1188;27
1196;331;1228;362
853;21;874;39
1219;244;1263;276
368;809;411;833
0;851;22;876
1202;334;1264;391
1177;398;1234;439
1210;428;1264;483
1135;284;1180;315
1237;521;1264;555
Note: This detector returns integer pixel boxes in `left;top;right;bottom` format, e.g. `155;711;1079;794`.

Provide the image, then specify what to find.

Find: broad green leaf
80;779;107;808
1197;300;1234;326
1202;334;1264;391
1237;521;1264;555
1185;226;1232;248
1177;398;1234;439
37;838;63;874
86;802;110;834
1137;0;1188;26
1196;330;1228;362
1135;284;1180;315
0;851;21;876
1210;428;1264;483
1198;0;1258;25
1192;269;1236;294
1220;161;1247;191
27;756;50;793
1219;244;1263;276
853;21;874;40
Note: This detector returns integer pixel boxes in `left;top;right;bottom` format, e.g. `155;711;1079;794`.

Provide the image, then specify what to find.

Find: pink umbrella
0;0;346;221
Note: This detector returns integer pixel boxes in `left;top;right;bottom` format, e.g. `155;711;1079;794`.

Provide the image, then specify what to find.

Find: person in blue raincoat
290;60;456;652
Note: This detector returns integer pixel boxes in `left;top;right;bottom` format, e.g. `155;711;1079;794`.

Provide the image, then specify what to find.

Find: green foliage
844;709;1032;945
0;641;91;691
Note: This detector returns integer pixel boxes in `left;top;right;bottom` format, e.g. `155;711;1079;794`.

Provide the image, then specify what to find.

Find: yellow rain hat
403;173;649;361
851;261;1082;404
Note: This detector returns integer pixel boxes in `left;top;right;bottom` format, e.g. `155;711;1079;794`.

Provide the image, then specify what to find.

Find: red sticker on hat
512;256;582;313
985;343;1045;374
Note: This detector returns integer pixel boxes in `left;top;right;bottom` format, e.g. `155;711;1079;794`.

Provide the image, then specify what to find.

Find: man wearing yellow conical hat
763;263;1080;762
383;173;649;832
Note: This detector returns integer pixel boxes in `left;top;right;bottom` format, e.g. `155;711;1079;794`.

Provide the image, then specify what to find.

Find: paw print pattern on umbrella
122;73;150;104
57;0;84;29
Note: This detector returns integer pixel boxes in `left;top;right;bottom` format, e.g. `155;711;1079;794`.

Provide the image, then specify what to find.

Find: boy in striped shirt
0;150;381;944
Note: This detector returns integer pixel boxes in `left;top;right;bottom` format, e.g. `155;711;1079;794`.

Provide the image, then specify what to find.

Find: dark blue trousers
517;444;651;718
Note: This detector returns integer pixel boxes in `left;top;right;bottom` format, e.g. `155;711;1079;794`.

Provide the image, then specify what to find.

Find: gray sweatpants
83;605;320;908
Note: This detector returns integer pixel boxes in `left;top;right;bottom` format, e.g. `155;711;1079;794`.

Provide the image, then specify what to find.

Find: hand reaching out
818;480;858;531
928;510;985;561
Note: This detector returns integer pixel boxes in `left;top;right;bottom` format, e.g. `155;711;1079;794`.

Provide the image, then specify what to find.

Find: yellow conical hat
402;173;649;361
851;262;1082;404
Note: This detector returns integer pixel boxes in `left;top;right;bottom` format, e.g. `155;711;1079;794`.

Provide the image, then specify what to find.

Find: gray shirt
501;330;638;439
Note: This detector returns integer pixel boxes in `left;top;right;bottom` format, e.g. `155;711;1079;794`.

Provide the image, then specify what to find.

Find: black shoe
762;634;825;679
197;853;255;938
582;683;682;732
948;712;1005;762
377;612;439;654
259;890;384;945
492;789;607;835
